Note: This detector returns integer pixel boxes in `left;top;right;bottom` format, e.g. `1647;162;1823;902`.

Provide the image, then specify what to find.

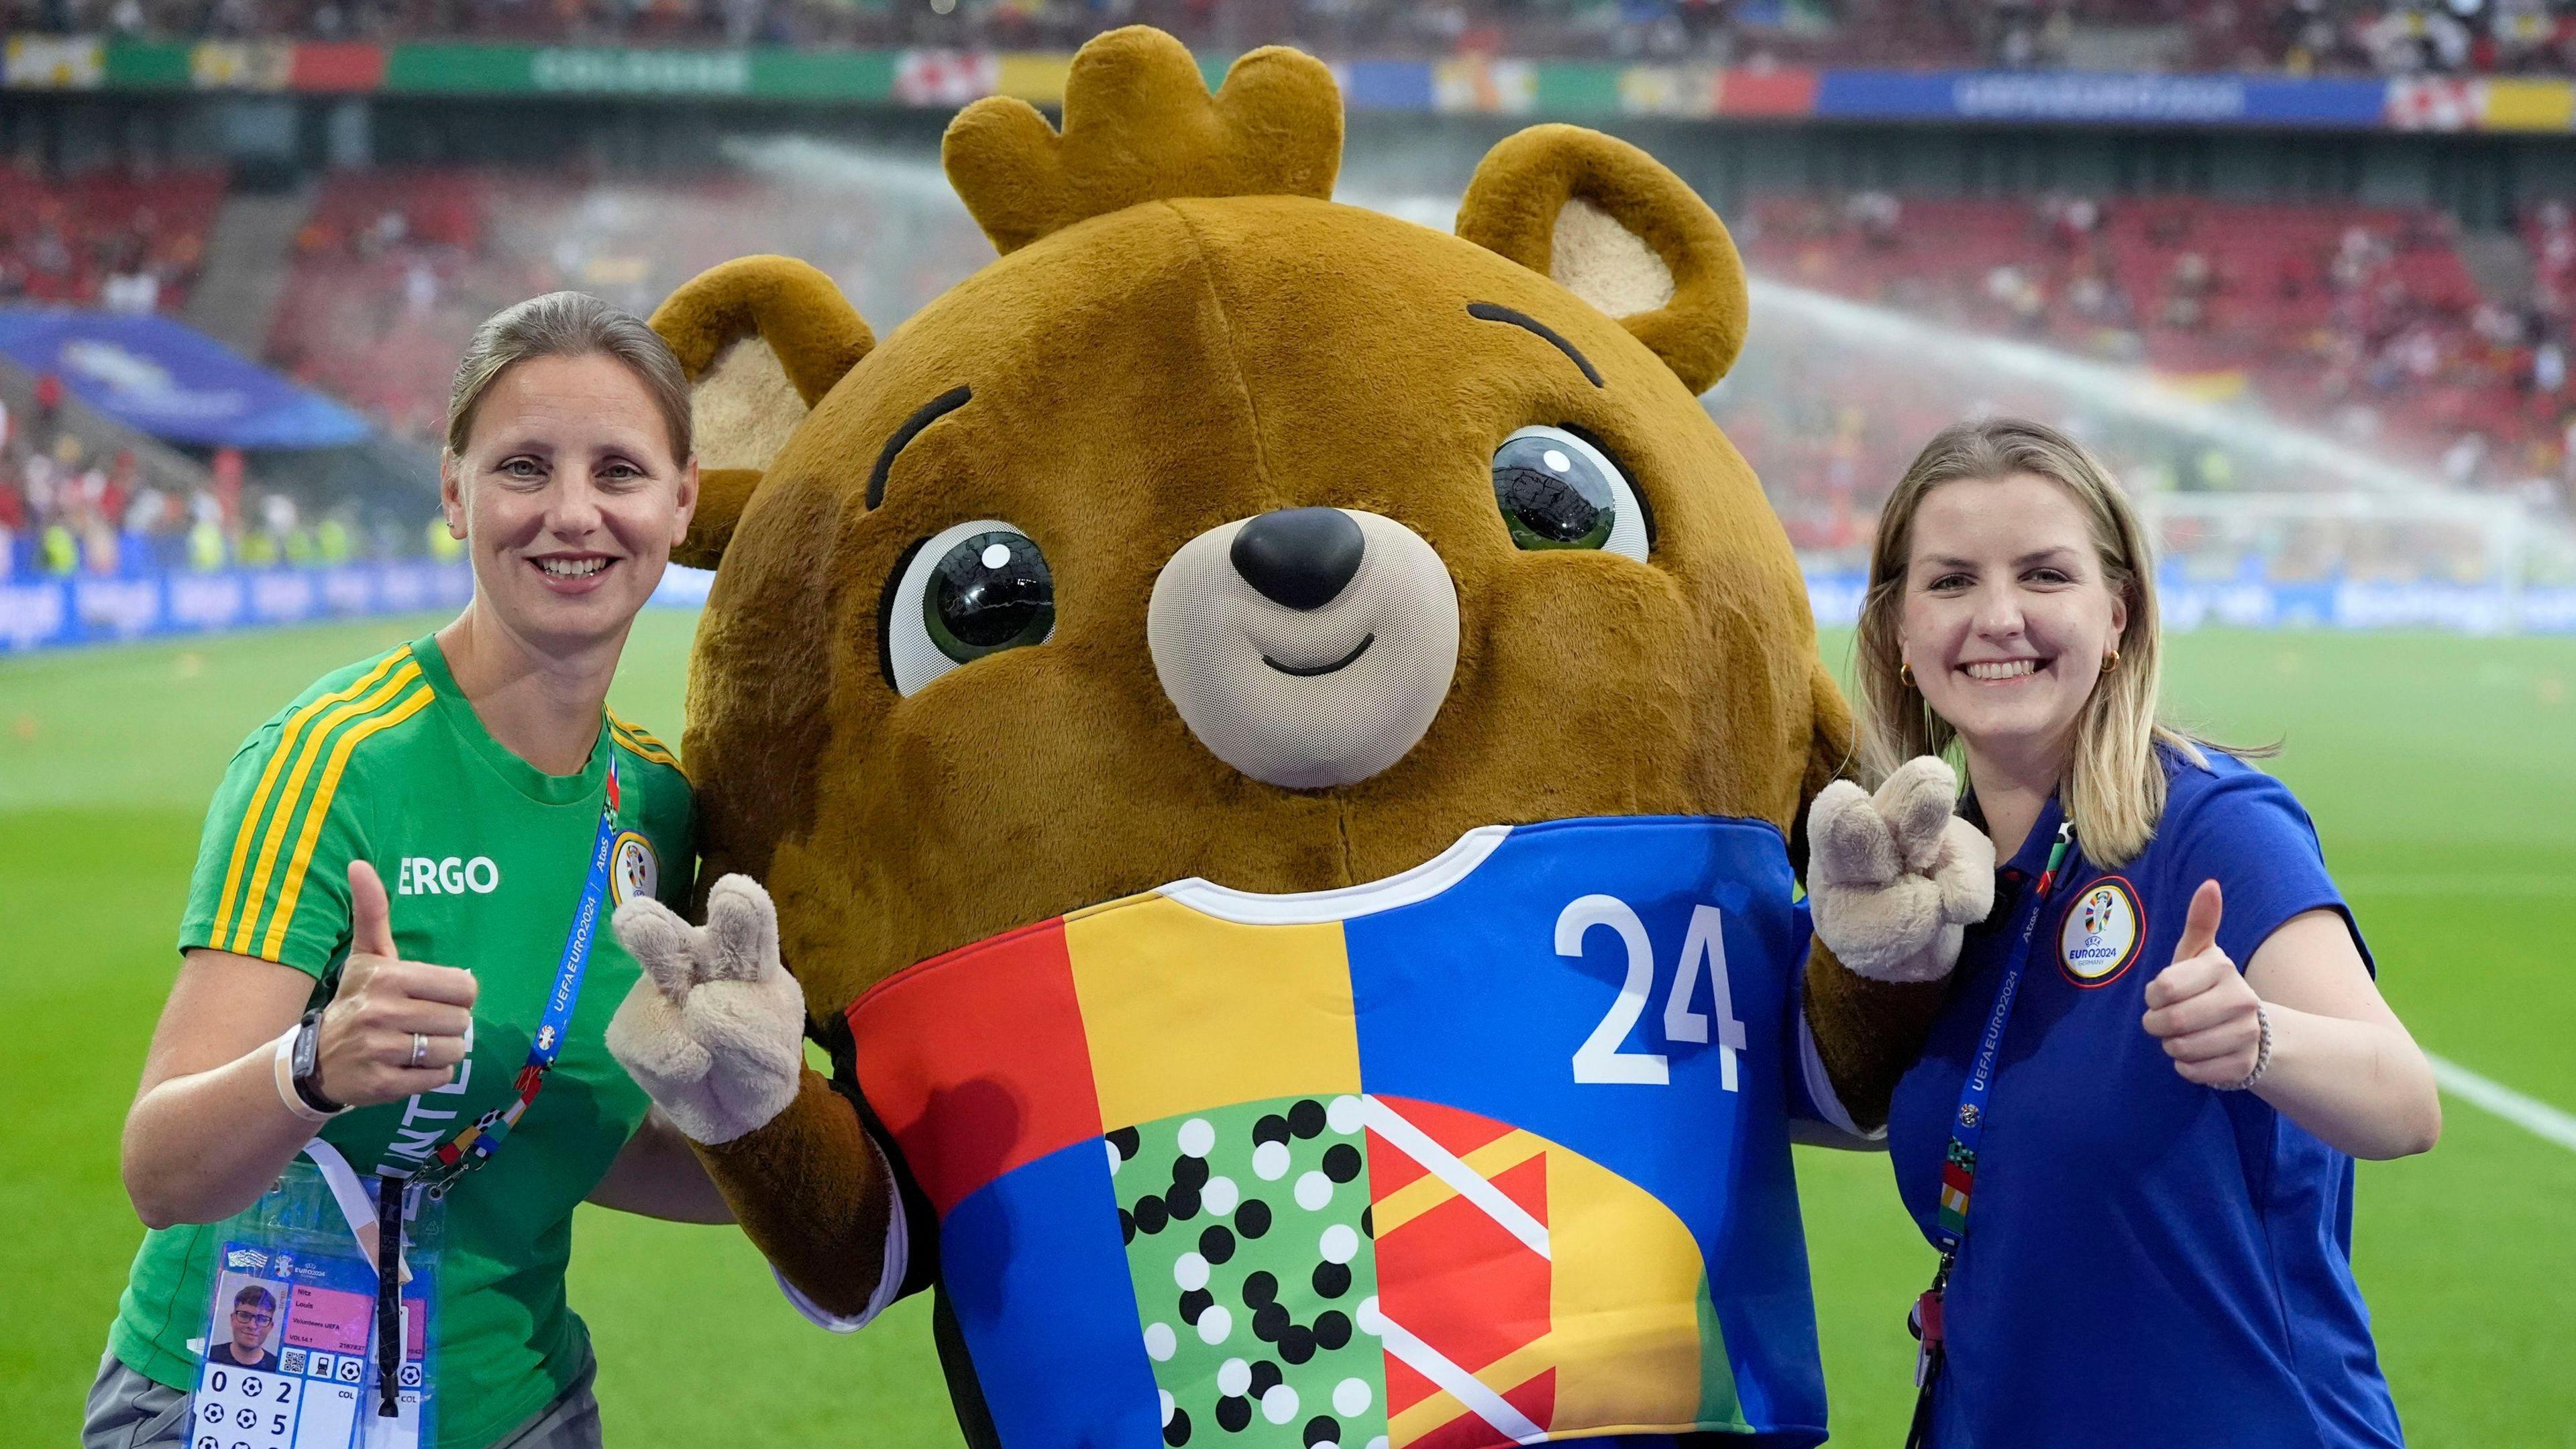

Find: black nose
1230;507;1364;611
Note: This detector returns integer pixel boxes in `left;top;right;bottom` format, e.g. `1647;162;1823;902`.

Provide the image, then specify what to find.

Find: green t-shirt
109;634;693;1449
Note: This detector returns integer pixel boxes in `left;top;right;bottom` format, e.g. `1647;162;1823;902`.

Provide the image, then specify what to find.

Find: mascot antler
943;27;1344;256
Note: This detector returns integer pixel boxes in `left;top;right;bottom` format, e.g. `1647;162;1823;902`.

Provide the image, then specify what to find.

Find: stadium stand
0;166;223;315
268;160;991;447
8;0;2575;75
1739;191;2569;502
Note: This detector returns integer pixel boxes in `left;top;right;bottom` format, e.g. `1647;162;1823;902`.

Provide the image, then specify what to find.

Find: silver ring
409;1032;429;1069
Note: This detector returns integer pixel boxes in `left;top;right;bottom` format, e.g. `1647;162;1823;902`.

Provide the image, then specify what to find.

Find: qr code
280;1348;306;1375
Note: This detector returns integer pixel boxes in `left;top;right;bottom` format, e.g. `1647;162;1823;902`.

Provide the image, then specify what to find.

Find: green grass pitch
4;615;2570;1446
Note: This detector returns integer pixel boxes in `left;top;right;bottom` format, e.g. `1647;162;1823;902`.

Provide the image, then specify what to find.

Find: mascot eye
1491;425;1650;562
881;519;1057;696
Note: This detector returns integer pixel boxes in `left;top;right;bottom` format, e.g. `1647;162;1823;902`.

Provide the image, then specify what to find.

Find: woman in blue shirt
1849;418;2440;1449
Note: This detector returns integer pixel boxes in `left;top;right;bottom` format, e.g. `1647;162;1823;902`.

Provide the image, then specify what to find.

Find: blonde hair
1855;417;2212;867
445;291;692;462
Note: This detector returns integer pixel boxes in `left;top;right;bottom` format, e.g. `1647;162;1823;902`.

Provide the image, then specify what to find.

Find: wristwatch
290;1008;345;1116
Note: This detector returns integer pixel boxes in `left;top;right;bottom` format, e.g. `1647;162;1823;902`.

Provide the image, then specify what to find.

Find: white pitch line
2428;1055;2576;1155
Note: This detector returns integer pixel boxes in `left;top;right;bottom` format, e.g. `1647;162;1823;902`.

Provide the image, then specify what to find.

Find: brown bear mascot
606;26;1988;1449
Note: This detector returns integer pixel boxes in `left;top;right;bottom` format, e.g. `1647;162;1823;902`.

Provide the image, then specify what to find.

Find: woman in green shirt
89;292;724;1449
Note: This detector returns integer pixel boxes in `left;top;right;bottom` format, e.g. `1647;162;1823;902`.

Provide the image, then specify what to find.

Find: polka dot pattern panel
1114;1097;1386;1447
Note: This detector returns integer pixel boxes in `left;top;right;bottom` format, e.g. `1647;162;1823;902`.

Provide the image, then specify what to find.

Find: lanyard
415;754;623;1190
368;754;621;1413
1932;816;2073;1253
1907;814;2074;1449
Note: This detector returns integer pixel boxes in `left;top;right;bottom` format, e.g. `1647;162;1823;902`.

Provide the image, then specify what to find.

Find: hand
606;875;806;1146
313;861;478;1109
2142;879;2264;1087
1805;756;1997;983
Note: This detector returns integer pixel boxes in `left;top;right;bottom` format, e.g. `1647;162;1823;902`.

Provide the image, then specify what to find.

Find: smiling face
443;352;698;658
1898;472;2129;774
678;193;1836;1004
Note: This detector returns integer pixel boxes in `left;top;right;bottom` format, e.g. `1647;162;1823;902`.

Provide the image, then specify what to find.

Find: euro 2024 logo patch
610;831;657;906
2059;876;2144;987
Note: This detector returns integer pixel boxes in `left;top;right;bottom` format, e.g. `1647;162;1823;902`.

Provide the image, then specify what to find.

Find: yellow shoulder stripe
262;685;435;961
209;649;409;949
225;659;424;956
608;712;681;767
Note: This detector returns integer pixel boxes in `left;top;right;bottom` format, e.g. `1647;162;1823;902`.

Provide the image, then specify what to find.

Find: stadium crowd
0;418;409;580
5;0;2576;75
7;156;2569;590
0;168;220;315
265;160;988;443
1738;189;2576;547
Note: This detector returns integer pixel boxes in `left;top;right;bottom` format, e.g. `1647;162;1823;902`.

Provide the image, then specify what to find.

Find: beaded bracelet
2221;1003;2274;1092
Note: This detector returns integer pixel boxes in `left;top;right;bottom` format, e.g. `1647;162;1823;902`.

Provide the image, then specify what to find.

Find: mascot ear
649;256;874;570
1456;124;1747;395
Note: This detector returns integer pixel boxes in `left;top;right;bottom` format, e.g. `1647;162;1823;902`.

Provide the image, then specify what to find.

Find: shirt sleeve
773;1128;937;1331
1780;900;1884;1148
177;718;370;978
2160;759;2372;976
658;773;696;912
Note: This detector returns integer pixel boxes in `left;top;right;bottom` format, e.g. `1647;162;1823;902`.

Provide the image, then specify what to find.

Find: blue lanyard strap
1930;818;2072;1253
418;754;623;1189
372;750;622;1414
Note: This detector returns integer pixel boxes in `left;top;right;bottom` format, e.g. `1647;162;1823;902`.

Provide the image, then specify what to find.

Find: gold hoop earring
2102;648;2119;674
1899;660;1915;688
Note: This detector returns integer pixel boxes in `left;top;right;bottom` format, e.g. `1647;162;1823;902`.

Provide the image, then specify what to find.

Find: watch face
294;1012;322;1078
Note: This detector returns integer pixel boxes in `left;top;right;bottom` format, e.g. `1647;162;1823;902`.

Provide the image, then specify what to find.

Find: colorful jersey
847;814;1842;1449
110;634;692;1449
1888;751;2400;1449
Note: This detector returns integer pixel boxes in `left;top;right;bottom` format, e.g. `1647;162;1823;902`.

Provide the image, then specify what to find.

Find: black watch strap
291;1008;345;1114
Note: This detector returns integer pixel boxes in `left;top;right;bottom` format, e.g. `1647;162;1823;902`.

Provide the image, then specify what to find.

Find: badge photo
2058;876;2144;987
610;831;657;906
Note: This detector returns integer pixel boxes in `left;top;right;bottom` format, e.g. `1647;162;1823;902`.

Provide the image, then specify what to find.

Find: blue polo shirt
1887;749;2403;1449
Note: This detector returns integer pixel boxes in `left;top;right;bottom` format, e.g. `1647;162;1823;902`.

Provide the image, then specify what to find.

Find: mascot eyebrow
865;384;975;508
1467;302;1604;388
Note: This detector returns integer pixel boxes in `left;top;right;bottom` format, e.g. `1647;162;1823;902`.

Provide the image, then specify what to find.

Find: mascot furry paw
1807;757;1995;984
612;25;1975;1449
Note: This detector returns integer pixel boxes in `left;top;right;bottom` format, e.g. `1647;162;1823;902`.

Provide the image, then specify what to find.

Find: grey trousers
82;1346;604;1449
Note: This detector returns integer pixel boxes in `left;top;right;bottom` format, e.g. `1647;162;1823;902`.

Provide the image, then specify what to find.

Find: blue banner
0;561;712;651
1814;70;2387;127
0;309;372;449
1807;570;2576;635
3;561;2564;653
1338;58;1435;112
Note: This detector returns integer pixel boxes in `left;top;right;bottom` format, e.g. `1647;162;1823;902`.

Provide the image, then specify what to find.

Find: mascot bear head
647;26;1849;1012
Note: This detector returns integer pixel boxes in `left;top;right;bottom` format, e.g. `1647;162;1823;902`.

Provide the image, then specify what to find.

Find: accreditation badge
189;1143;439;1449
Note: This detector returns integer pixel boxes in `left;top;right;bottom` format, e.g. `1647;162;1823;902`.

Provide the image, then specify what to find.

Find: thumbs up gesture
311;859;480;1108
2140;879;2265;1087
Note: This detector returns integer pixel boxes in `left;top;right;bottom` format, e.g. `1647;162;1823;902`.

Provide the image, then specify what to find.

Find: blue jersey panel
941;1138;1165;1449
1344;815;1825;1442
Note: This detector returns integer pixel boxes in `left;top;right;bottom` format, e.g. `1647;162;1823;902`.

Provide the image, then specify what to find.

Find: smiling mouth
534;556;614;578
1263;633;1375;678
1961;658;2047;681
